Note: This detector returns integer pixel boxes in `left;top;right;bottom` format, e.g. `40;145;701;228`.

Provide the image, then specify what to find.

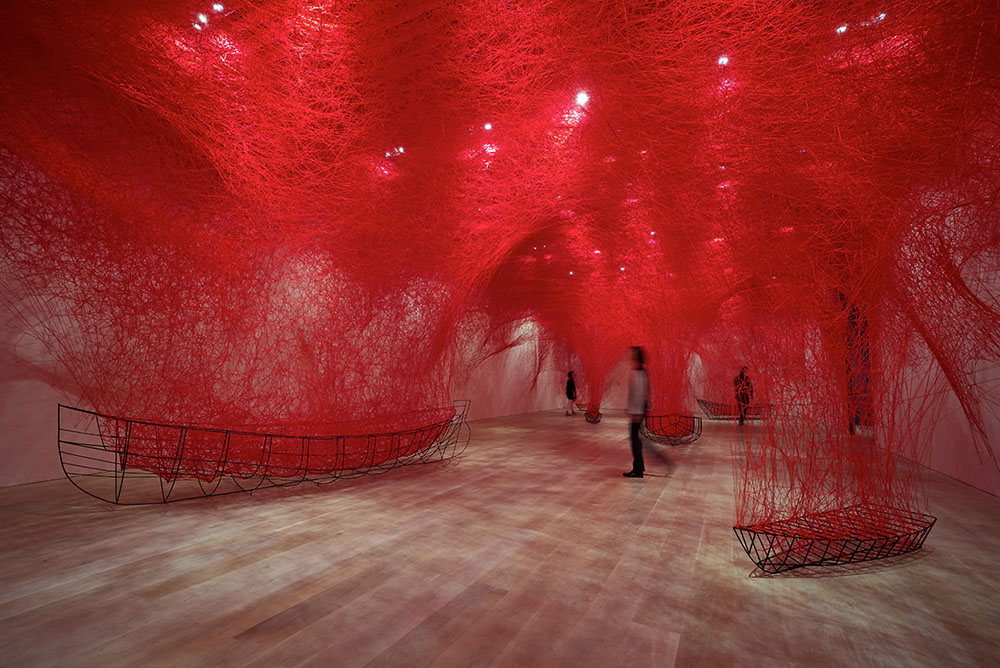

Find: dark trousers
736;394;750;425
629;420;644;473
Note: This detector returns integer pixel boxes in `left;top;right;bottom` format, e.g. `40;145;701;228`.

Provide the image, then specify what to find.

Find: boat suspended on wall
58;400;470;504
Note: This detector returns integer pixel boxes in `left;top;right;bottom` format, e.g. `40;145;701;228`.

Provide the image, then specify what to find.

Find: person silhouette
623;347;649;478
734;366;754;426
565;371;577;416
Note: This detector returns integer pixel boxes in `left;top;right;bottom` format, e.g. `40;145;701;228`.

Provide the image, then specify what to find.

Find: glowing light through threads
717;55;730;65
197;13;209;24
860;12;887;27
836;25;848;34
575;91;590;106
483;122;492;130
213;3;225;11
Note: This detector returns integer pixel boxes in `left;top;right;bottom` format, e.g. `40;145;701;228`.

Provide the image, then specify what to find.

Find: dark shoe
622;470;643;478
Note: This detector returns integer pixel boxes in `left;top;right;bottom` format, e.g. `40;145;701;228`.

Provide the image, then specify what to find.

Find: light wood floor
1;410;998;667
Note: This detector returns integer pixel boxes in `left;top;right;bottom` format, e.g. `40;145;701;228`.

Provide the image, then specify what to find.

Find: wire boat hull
734;505;935;574
58;400;471;504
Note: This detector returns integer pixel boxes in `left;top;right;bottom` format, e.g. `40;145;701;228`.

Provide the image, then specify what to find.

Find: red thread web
2;1;999;519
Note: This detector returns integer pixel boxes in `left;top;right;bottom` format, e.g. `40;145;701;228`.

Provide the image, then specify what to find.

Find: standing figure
623;347;649;478
565;371;577;416
734;365;754;426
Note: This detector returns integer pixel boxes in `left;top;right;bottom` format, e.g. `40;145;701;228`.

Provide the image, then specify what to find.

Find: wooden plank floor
1;410;998;667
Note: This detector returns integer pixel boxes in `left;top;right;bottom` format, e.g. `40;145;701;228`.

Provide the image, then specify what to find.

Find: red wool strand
2;1;999;521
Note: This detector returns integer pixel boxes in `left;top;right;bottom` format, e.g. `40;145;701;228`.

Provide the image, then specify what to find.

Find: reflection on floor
0;410;997;667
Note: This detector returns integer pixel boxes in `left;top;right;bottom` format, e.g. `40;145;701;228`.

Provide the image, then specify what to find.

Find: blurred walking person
623;347;649;478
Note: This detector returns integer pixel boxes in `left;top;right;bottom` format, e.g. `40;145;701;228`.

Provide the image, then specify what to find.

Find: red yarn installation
2;0;1000;528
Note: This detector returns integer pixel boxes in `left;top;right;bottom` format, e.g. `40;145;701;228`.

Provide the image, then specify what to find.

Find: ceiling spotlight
717;55;729;66
576;91;590;106
620;266;625;272
569;271;574;276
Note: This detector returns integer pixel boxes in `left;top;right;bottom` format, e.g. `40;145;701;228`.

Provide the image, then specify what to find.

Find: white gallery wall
2;305;998;496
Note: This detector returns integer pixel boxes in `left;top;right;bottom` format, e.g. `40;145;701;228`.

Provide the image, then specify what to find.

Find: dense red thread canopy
2;1;1000;519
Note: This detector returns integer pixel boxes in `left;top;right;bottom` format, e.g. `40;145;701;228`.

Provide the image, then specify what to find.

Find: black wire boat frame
733;505;936;574
574;401;603;423
640;413;703;445
697;398;772;421
58;400;471;504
